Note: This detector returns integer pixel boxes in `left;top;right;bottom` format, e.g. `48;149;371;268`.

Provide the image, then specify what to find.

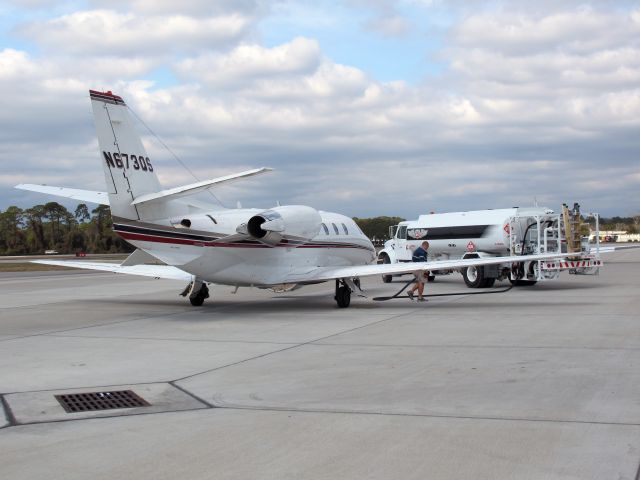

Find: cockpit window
341;223;349;235
321;223;329;235
206;214;217;224
332;223;339;235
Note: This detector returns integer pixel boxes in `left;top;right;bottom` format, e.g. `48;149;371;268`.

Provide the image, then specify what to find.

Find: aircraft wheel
190;295;205;306
335;285;351;308
189;284;209;306
427;275;436;283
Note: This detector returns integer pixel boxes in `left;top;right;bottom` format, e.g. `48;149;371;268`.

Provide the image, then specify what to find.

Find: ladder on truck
562;203;583;256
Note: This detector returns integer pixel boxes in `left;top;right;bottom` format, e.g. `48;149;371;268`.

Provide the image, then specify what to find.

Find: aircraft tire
190;295;205;306
189;284;209;306
335;286;351;308
427;275;436;283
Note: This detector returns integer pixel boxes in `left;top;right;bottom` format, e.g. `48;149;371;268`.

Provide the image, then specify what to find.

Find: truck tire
462;265;485;288
482;277;496;288
380;254;392;283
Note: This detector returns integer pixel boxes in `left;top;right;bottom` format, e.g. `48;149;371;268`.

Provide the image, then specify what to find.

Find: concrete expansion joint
1;381;214;428
209;403;640;428
2;405;211;429
45;333;298;346
0;393;17;427
168;381;215;409
0;307;195;344
3;380;168;396
173;310;418;384
306;342;640;351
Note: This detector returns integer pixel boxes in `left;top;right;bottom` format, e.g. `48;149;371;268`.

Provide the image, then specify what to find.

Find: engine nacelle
246;205;322;245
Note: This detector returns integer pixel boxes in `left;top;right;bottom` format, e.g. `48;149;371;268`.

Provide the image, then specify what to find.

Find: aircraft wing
590;244;640;254
282;252;573;283
131;167;272;206
32;260;192;281
15;184;109;205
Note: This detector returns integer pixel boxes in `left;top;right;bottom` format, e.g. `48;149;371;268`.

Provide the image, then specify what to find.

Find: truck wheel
481;277;496;288
462;265;485;288
380;254;392;283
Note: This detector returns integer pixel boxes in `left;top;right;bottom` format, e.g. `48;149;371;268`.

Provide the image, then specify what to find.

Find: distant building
590;230;640;242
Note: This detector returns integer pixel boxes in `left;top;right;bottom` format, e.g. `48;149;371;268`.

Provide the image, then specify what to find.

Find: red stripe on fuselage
116;231;372;251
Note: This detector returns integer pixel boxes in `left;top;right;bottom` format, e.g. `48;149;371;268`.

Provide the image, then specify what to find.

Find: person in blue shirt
408;241;429;301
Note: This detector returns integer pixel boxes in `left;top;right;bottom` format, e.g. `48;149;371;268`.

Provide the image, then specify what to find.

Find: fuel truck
377;203;603;287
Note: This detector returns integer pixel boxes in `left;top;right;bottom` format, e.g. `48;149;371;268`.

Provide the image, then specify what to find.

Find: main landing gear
334;279;351;308
180;279;210;306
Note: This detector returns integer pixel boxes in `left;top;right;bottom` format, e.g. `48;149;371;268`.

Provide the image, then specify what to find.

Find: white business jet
16;90;569;307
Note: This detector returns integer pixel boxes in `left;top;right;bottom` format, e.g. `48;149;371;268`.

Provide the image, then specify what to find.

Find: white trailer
377;203;603;287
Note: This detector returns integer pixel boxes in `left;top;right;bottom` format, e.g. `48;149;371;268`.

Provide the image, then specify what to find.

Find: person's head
422;241;430;249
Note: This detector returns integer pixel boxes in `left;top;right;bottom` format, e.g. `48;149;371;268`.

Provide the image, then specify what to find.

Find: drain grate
55;390;150;413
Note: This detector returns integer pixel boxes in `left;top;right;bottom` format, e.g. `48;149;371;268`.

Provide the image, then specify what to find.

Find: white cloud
93;0;264;16
1;3;639;217
176;37;323;87
365;15;411;38
20;9;252;56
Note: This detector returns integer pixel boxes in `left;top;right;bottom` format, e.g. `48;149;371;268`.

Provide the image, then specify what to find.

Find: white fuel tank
399;207;554;258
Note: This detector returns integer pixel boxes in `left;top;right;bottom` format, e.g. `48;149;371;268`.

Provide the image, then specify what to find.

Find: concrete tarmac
0;249;639;479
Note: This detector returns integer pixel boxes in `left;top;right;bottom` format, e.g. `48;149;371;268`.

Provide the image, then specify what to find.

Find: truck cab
384;223;413;263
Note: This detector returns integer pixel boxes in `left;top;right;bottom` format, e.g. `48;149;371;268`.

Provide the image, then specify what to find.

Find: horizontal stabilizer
32;260;192;281
15;184;109;205
131;167;272;206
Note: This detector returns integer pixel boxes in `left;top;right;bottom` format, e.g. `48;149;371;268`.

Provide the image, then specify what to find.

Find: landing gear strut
180;280;210;306
334;279;351;308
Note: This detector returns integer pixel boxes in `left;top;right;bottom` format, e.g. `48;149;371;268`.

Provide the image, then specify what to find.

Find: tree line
0;203;637;256
0;202;132;255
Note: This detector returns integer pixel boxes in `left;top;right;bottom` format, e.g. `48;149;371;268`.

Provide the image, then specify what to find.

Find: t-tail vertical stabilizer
90;90;162;221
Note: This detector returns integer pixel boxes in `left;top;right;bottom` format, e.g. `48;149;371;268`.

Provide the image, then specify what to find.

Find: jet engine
244;205;322;245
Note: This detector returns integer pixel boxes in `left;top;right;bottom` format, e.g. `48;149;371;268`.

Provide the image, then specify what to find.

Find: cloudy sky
1;0;638;218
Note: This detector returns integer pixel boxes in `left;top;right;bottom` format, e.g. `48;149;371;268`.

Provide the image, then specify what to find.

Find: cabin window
206;214;217;224
342;223;349;235
322;223;329;235
332;223;339;235
180;218;191;228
